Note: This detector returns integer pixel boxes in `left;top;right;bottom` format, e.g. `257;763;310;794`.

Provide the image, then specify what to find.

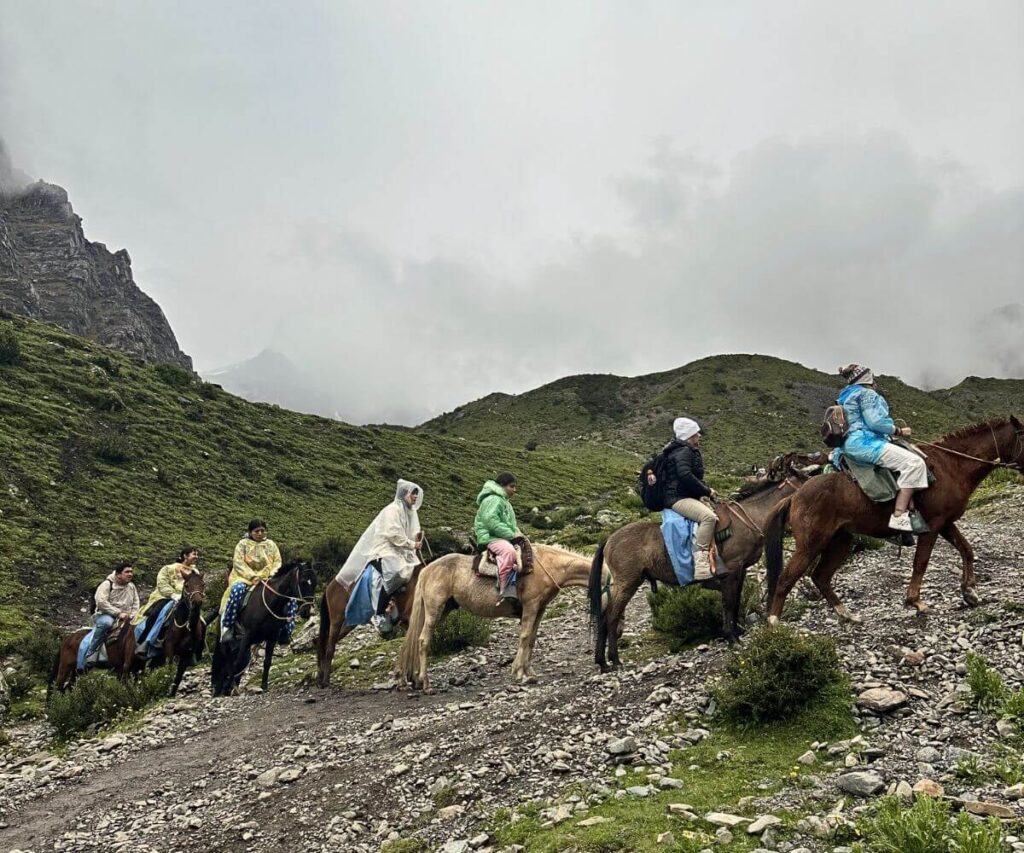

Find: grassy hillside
422;354;1024;470
0;315;634;649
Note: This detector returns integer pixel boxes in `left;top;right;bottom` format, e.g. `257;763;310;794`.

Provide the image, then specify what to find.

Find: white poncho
336;479;423;586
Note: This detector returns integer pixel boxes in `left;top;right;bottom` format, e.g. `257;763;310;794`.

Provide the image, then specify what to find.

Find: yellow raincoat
135;562;188;623
219;537;282;612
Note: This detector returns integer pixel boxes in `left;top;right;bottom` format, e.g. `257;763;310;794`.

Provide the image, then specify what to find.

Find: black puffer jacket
662;440;711;507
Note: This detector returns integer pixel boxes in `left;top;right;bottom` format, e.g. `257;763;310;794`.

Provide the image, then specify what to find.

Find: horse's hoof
767;615;780;626
835;605;863;624
523;674;538;684
962;587;981;608
905;599;929;615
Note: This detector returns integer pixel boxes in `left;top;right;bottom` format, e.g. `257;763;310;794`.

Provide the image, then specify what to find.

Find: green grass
0;315;635;653
492;686;855;852
850;795;1005;853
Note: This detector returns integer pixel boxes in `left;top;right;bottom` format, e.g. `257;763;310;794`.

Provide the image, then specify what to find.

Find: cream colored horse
397;544;607;690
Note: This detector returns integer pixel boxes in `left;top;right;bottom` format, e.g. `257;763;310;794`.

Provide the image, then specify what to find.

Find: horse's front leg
170;653;188;697
941;523;980;607
261;639;276;692
905;532;939;613
719;572;743;642
511;604;542;682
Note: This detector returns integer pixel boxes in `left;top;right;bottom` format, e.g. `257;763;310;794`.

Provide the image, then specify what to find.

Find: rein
530;550;563;592
259;571;315;622
914;426;1024;472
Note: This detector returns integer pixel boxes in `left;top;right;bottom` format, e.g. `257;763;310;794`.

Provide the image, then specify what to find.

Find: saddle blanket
344;564;382;626
660;509;697;586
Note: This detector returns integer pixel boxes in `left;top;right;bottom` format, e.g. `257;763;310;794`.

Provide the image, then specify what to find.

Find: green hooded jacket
474;480;518;546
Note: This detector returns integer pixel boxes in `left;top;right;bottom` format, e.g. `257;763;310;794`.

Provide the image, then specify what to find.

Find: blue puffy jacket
831;384;896;466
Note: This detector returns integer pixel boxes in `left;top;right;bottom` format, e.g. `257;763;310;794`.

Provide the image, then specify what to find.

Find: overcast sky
2;1;1022;423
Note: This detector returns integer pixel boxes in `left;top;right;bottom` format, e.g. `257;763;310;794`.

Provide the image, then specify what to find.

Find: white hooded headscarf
337;479;423;584
673;417;701;442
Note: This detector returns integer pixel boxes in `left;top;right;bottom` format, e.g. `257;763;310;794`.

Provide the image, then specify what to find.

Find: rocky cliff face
0;181;192;369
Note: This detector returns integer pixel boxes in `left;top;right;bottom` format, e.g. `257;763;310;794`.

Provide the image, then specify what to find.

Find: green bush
93;425;132;465
966;653;1007;713
47;667;174;739
852;795;1004;853
712;624;843;723
20;624;62;678
153;363;193;388
430;610;490;655
0;322;22;365
275;471;311;492
648;585;724;650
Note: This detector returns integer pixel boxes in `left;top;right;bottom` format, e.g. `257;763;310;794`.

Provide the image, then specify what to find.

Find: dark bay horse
588;476;807;671
316;565;423;688
49;617;136;695
765;417;1024;624
135;572;207;696
211;560;317;696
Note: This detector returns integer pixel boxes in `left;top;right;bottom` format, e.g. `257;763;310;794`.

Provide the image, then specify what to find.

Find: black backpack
637;450;670;511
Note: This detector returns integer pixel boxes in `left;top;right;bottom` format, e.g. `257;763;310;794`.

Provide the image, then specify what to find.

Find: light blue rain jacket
832;384;896;466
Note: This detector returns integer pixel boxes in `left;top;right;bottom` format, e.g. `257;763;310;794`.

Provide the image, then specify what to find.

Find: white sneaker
888;513;914;533
693;549;713;581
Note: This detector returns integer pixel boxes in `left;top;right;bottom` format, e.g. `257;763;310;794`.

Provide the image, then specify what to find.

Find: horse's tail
588;541;607;630
764;496;792;606
397;582;427;685
315;586;331;671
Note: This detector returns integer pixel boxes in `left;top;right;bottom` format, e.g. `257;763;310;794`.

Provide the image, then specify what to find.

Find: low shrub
712;624;843;724
648;585;723;650
430;610;490;655
93;425;132;465
153;363;193;388
851;795;1004;853
275;471;311;493
966;653;1007;713
0;322;21;365
20;624;62;678
91;354;121;377
47;668;174;739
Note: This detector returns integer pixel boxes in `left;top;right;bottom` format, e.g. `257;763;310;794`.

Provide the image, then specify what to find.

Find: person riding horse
337;479;424;632
81;561;140;670
645;417;717;580
474;473;522;604
832;363;927;533
134;546;201;639
220;520;286;641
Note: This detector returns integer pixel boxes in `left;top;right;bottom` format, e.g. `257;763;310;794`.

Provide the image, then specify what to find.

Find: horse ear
1012;414;1022;429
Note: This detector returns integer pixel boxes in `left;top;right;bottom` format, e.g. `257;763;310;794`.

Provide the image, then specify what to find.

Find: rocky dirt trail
3;486;1024;853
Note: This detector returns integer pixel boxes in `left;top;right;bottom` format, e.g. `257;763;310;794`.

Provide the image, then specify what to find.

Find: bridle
173;579;206;629
259;566;316;621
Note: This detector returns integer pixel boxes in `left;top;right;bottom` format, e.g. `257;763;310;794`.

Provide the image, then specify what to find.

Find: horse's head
293;560;317;618
182;571;206;605
1007;415;1024;472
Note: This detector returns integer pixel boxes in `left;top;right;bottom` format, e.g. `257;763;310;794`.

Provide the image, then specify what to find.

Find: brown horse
765;417;1024;624
397;544;605;690
315;565;423;688
49;617;137;695
135;572;207;696
588;476;807;671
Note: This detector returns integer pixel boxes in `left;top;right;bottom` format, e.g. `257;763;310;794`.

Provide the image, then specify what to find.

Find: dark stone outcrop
0;181;192;369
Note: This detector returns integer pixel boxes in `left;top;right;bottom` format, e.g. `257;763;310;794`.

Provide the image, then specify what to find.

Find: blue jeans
84;614;116;660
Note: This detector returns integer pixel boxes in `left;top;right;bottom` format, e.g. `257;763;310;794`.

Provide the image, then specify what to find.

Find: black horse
133;572;208;696
211;560;317;697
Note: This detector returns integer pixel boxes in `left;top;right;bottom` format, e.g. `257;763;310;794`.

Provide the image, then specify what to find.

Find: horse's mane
272;559;304;578
535;543;592;560
731;479;782;500
937;417;1009;446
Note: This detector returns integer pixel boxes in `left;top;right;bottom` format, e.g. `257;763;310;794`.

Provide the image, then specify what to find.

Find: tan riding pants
671;498;717;550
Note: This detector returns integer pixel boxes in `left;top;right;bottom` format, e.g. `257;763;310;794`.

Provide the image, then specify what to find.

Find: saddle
712;504;733;544
471;537;535;578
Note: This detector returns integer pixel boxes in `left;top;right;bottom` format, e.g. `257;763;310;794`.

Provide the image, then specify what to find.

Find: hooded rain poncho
337;480;423;593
